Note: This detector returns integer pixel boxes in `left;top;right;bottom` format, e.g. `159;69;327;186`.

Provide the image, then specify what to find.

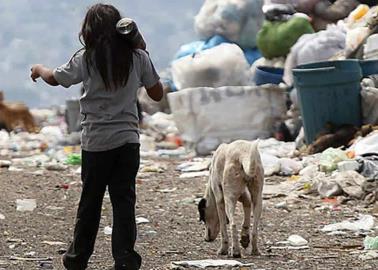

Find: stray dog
198;140;264;257
0;91;38;133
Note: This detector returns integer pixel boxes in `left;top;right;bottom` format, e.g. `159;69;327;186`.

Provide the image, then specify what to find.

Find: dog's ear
198;198;207;223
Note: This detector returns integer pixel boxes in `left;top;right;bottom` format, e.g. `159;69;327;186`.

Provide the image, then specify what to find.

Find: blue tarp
174;35;261;65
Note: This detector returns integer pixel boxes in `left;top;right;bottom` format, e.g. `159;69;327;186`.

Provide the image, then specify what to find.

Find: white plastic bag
361;85;378;125
194;0;264;48
352;131;378;156
171;44;251;90
284;25;346;86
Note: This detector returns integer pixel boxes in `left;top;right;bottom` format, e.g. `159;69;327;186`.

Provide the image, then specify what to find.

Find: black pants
63;143;141;270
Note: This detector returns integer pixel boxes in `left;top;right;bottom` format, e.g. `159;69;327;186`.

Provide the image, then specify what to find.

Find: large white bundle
168;85;286;155
171;43;251;90
194;0;264;48
283;25;346;86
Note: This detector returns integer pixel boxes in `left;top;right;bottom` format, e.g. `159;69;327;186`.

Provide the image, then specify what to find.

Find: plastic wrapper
171;44;251;90
194;0;264;48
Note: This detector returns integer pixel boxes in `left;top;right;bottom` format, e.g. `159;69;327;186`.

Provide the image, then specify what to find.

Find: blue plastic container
293;59;378;144
254;66;284;85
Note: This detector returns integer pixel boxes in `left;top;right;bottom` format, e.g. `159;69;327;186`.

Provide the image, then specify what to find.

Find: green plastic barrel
293;60;378;144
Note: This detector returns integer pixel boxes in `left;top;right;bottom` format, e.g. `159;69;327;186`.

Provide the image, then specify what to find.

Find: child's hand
30;64;42;82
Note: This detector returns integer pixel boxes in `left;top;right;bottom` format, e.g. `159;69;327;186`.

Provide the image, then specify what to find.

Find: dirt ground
0;157;378;270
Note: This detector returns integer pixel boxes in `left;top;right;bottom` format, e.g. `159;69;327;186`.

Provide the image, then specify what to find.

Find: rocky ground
0;157;378;270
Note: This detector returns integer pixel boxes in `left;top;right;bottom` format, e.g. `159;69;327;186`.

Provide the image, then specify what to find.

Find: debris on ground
171;259;254;269
16;199;37;212
321;215;375;233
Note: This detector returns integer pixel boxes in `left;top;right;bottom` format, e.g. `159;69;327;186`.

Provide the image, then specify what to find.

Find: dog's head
198;197;220;242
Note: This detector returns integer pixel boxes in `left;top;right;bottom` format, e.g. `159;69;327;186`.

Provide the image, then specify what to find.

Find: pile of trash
261;131;378;204
138;1;378;156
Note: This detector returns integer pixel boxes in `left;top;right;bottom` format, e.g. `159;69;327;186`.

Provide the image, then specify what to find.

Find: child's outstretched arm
30;64;59;86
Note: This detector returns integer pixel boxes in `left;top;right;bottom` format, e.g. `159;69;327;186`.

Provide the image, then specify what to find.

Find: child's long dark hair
80;4;134;90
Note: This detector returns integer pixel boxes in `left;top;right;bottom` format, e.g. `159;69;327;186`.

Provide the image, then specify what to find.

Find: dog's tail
242;139;261;178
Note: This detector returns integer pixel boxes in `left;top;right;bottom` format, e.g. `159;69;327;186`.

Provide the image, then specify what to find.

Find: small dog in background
198;140;264;258
0;91;38;133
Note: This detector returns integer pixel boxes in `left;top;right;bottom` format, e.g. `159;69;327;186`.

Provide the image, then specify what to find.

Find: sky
0;0;203;107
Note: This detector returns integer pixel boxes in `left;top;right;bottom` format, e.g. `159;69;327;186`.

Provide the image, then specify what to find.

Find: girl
31;4;163;270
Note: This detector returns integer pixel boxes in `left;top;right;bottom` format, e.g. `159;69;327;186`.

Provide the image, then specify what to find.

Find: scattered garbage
351;131;378;156
357;154;378;181
172;44;251;90
179;171;210;179
136;217;150;225
171;259;253;269
42;241;66;246
104;226;113;235
261;154;281;176
359;250;378;261
194;0;264;48
316;171;366;199
364;236;378;250
140;165;165;173
0;160;11;168
287;234;308;247
337;160;360;172
16;199;37;212
319;148;349;173
274;201;290;212
177;160;211;173
44;163;67;171
321;215;375;233
65;153;81;165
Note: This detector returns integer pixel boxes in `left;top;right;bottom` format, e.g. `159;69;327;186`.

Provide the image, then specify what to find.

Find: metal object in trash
116;18;145;49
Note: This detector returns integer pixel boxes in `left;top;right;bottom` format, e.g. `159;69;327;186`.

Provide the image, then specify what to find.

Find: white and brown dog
198;140;264;257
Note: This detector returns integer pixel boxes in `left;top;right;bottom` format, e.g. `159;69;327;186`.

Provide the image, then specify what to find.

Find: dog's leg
240;191;251;249
249;177;263;256
225;196;240;258
214;193;229;256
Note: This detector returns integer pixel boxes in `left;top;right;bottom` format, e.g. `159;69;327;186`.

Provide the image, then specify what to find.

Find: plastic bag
174;35;261;65
283;25;346;86
257;16;314;59
319;148;349;172
364;236;378;250
361;84;378;125
171;44;251;90
194;0;264;49
65;153;82;165
352;131;378;156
